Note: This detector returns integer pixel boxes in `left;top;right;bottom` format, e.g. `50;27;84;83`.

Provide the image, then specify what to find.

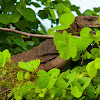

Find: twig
81;50;86;67
10;24;13;29
0;27;53;39
0;89;11;94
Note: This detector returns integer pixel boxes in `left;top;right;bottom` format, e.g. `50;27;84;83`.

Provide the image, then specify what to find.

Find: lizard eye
87;19;92;21
84;18;92;21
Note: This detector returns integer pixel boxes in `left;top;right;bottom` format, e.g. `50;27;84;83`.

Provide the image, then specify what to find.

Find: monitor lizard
11;16;100;71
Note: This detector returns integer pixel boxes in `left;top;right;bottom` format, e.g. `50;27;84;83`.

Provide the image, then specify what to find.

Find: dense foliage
0;0;100;100
0;0;81;55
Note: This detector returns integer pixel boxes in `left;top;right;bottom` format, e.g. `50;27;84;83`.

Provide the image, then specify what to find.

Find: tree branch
0;27;53;39
1;27;93;39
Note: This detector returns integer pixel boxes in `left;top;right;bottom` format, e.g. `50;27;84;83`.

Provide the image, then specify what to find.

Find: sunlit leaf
48;68;60;77
71;86;82;98
66;72;76;88
0;49;11;67
18;59;40;71
78;77;91;92
86;61;97;78
21;81;34;96
94;58;100;69
37;70;49;89
53;31;77;60
24;72;30;79
59;13;75;26
55;77;67;89
17;71;24;81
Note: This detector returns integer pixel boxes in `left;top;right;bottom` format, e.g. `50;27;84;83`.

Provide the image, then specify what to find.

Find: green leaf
95;31;100;37
16;0;26;13
73;37;88;53
84;51;91;59
54;88;63;98
70;5;81;15
38;10;48;19
21;81;34;96
4;0;12;3
78;77;91;92
11;12;21;23
18;59;40;71
24;72;30;79
94;7;100;12
64;6;71;13
55;77;67;89
13;87;23;100
49;9;56;19
59;13;75;26
12;38;27;50
96;84;100;98
54;25;69;30
46;0;51;3
55;4;71;16
0;14;10;24
21;8;36;22
66;72;77;88
48;68;60;77
1;3;15;12
31;2;41;7
36;70;49;89
59;69;70;79
38;88;47;97
17;71;23;81
94;31;100;44
32;37;40;46
86;61;97;78
94;58;100;69
86;83;95;99
90;48;100;59
80;27;91;38
71;80;82;91
53;31;77;60
71;66;82;74
0;49;11;67
53;31;68;46
25;41;34;46
80;27;94;44
40;23;47;34
48;29;55;35
47;77;56;89
82;9;96;16
93;78;100;83
55;4;65;16
71;86;82;98
94;37;100;44
30;59;40;70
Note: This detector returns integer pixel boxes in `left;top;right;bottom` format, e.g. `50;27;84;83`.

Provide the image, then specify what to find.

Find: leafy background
0;0;100;55
0;0;100;99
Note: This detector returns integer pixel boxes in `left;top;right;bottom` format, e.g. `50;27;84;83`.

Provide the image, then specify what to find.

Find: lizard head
76;16;100;28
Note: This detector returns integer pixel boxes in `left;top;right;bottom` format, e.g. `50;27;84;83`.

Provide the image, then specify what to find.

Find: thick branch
0;27;53;39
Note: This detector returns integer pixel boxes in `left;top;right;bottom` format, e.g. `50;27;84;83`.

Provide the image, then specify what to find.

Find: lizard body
11;16;100;71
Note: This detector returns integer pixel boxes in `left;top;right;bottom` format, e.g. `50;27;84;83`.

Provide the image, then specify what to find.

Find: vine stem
0;27;53;39
81;50;86;67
